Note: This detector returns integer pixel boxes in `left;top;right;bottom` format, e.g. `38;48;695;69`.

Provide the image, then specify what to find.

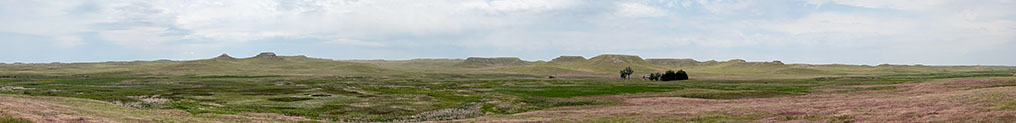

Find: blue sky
1;0;1014;65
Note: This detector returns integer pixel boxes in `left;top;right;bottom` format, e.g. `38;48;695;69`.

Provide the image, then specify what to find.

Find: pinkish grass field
463;77;1016;122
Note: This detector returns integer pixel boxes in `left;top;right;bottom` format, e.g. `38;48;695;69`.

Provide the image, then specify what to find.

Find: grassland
466;77;1016;122
1;53;1015;122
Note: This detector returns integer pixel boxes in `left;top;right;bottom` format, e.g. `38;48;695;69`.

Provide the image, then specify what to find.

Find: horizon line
3;52;1014;67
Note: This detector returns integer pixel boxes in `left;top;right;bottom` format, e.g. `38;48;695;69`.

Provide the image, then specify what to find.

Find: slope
154;52;393;75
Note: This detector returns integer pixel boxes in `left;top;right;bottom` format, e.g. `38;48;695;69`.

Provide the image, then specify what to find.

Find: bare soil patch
0;94;320;123
0;95;117;123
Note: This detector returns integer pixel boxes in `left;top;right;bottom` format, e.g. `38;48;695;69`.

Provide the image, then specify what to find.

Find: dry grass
0;94;319;123
463;77;1016;122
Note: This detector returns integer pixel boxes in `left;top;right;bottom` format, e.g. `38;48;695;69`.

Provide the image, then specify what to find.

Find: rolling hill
154;52;393;75
2;52;1014;79
2;53;1016;122
454;57;532;68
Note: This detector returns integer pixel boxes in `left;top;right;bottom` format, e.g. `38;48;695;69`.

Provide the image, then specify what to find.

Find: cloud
0;1;103;47
142;0;579;43
763;12;913;37
99;27;178;48
768;1;1016;48
0;0;1014;65
466;0;575;12
325;39;387;47
695;0;758;15
821;0;949;10
50;36;85;47
614;2;666;18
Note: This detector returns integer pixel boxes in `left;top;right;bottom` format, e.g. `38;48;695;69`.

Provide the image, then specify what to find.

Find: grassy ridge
2;54;1013;79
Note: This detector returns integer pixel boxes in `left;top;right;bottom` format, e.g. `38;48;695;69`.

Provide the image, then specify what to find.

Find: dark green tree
676;70;689;80
619;66;634;80
648;72;661;81
661;70;677;81
660;70;689;81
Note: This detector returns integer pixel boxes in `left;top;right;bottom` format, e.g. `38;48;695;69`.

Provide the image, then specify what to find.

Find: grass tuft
997;100;1016;110
0;112;31;123
0;117;32;123
500;86;675;98
267;97;313;102
678;91;799;99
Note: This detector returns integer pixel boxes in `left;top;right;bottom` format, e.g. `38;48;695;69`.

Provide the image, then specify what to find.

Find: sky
1;0;1014;65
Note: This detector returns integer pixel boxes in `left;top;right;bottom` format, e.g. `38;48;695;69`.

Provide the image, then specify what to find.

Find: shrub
648;73;661;81
619;66;634;80
0;112;31;123
267;97;313;102
660;70;689;81
677;70;689;80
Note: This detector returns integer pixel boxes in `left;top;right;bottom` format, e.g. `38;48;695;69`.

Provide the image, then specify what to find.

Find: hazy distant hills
160;53;390;75
0;52;389;76
454;57;531;68
2;52;1014;79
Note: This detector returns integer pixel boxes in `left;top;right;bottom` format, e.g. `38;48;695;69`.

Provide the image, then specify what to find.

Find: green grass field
1;53;1014;122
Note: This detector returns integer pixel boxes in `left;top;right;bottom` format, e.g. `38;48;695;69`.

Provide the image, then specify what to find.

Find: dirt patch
464;78;1016;122
0;95;117;123
210;113;316;122
550;73;611;78
146;70;187;75
0;94;320;123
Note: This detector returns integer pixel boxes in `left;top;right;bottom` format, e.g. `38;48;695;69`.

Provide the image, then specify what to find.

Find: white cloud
695;0;757;15
614;2;666;18
0;0;1014;65
825;0;948;10
763;12;913;35
759;1;1016;63
0;1;104;47
143;0;577;42
325;39;387;47
0;0;576;48
466;0;574;12
51;36;85;47
99;27;178;48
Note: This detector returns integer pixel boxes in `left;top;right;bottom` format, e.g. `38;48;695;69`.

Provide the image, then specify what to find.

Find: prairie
1;53;1014;122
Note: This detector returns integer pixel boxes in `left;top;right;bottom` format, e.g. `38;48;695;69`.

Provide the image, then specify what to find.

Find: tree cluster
619;66;634;80
619;67;689;81
648;70;688;81
648;73;662;81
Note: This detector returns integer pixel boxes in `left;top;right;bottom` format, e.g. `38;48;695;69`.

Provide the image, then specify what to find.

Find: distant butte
212;53;236;60
253;52;283;60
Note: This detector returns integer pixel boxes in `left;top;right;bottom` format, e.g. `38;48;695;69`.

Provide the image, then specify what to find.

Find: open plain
2;53;1015;122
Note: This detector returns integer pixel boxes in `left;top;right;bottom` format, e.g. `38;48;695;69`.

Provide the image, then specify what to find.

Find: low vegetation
1;53;1014;122
3;71;1009;122
0;112;31;123
619;66;634;80
654;70;689;81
